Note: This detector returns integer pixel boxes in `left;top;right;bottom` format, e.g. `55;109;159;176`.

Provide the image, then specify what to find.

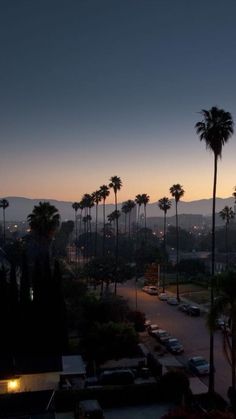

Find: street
118;280;231;401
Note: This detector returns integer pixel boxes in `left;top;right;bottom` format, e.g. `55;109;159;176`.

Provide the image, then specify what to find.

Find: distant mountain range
1;196;235;222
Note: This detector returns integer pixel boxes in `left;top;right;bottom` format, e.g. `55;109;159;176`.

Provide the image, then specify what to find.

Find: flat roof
61;355;86;375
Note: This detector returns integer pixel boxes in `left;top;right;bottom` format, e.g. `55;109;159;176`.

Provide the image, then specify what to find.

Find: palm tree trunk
95;203;98;257
144;204;147;243
102;200;105;256
75;210;78;264
114;191;118;295
3;208;6;245
209;153;217;394
128;211;131;238
162;211;167;293
176;201;180;301
124;213;127;235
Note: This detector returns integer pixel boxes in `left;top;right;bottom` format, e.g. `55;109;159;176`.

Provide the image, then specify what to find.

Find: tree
92;190;102;256
126;200;136;238
0;199;9;246
141;193;150;239
121;202;129;235
158;197;172;292
169;184;185;301
219;206;235;269
99;185;110;256
72;202;80;260
135;194;143;230
27;201;60;258
233;186;236;204
27;201;60;241
109;176;122;294
195;106;234;393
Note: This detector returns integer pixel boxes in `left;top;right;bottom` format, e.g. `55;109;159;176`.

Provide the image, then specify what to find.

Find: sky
0;0;236;204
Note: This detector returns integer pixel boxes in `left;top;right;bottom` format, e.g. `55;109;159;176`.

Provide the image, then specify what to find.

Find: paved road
118;280;231;401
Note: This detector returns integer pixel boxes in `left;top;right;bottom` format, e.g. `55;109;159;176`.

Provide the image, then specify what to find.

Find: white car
188;356;210;375
167;297;179;305
147;324;159;335
142;286;158;295
159;292;168;301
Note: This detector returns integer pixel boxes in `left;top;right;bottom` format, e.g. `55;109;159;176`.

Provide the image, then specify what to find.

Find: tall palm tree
109;175;122;294
99;185;110;256
141;193;150;242
121;202;129;235
72;202;80;261
0;199;9;246
135;194;143;230
169;184;185;301
158;197;172;292
195;106;234;393
92;190;102;256
126;200;136;238
219;206;235;269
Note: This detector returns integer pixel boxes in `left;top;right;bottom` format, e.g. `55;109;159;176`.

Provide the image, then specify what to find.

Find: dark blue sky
1;0;236;202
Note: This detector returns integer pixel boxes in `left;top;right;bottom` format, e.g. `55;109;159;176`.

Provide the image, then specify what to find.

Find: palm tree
158;197;172;292
0;199;9;246
219;206;235;269
141;194;150;231
72;202;80;260
169;184;185;301
109;175;122;294
121;202;129;235
92;190;102;256
27;202;60;257
126;200;136;238
195;106;234;393
135;194;143;230
99;185;110;256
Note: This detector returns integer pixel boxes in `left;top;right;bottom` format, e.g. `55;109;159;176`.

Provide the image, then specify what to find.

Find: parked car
147;324;159;335
187;305;200;316
142;285;158;295
159;292;168;301
76;399;104;419
165;338;184;354
178;303;190;313
153;329;171;343
188;356;210;375
216;317;227;330
167;297;179;305
144;319;152;328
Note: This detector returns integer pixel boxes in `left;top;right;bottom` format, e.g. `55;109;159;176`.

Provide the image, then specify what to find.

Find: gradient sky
1;0;236;204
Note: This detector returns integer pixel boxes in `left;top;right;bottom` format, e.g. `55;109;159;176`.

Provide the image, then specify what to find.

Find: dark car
187;305;200;316
178;303;190;313
188;356;209;375
165;338;184;354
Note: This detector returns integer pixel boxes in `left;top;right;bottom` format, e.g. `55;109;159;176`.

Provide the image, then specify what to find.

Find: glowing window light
7;379;20;392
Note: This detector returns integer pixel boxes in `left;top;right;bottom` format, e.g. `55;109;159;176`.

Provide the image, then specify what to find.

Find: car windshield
193;359;207;366
169;339;178;345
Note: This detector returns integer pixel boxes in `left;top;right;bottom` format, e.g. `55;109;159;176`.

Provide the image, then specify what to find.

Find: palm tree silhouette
140;193;150;243
126;200;136;238
121;202;129;235
219;206;234;269
109;175;122;294
99;185;110;256
158;197;172;292
72;202;80;260
233;186;236;205
195;106;234;393
0;199;9;246
135;194;143;230
27;201;60;258
92;190;102;256
169;184;185;301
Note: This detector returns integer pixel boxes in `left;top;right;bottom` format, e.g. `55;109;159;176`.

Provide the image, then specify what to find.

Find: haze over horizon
1;0;236;203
